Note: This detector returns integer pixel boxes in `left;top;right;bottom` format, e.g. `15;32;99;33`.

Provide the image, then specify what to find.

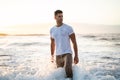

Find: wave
90;67;120;80
98;37;120;41
8;42;49;47
115;43;120;46
0;65;97;80
0;64;119;80
81;34;120;42
82;35;97;38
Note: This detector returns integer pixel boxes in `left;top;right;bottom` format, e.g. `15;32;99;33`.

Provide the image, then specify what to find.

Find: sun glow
0;0;120;35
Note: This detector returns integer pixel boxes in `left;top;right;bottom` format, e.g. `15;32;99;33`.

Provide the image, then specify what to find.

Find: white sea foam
0;34;119;80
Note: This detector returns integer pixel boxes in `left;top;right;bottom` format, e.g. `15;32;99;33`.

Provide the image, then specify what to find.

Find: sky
0;0;120;34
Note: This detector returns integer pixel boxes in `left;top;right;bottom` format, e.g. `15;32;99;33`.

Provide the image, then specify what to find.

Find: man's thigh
56;55;64;67
64;53;72;67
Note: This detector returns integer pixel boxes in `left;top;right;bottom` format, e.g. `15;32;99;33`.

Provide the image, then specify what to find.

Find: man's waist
56;52;72;56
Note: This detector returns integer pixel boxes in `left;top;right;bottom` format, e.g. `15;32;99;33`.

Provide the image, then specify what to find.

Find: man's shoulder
50;26;55;30
63;23;73;29
50;26;56;33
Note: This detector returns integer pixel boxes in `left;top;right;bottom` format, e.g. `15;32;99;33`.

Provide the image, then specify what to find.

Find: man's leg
64;54;73;78
56;55;64;67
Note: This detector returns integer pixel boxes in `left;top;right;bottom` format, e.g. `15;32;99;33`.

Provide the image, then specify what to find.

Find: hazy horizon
0;23;120;35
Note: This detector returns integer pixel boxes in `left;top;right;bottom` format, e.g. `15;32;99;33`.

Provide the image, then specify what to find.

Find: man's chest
52;28;68;38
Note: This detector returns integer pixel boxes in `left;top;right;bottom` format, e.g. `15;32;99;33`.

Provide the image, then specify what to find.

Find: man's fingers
74;60;78;64
51;56;54;63
74;57;79;64
51;60;54;63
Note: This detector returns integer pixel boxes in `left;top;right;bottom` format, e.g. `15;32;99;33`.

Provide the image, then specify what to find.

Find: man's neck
56;23;63;27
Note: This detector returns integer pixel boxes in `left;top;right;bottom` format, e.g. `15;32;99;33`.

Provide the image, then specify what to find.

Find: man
50;10;79;80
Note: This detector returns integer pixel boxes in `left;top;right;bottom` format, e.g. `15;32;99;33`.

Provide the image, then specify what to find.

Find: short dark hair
54;10;63;16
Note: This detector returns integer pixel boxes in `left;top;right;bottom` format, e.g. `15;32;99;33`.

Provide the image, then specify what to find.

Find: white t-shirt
50;23;74;55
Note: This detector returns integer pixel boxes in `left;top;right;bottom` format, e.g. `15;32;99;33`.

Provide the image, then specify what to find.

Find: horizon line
0;32;120;36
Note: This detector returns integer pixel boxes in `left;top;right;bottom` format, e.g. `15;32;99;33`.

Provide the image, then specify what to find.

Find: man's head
54;10;63;23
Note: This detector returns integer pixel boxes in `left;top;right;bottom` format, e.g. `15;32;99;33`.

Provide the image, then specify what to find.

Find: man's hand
74;56;79;64
51;55;54;63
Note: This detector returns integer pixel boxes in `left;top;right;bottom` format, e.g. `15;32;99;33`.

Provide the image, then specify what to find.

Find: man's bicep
68;26;74;35
50;37;55;43
69;33;76;43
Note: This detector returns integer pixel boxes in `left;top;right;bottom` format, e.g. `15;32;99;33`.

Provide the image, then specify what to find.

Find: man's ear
54;16;56;20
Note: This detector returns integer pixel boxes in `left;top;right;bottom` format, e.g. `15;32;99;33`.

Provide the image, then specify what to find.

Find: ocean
0;33;120;80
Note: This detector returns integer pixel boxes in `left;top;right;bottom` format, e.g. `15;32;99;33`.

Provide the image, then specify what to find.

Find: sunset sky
0;0;120;34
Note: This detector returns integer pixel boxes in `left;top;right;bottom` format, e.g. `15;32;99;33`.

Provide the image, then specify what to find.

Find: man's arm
50;37;55;62
69;33;79;64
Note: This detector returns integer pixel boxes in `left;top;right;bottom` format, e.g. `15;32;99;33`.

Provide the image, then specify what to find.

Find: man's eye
58;16;63;17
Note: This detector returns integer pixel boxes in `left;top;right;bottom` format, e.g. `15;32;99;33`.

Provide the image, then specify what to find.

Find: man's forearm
51;43;55;56
73;43;78;57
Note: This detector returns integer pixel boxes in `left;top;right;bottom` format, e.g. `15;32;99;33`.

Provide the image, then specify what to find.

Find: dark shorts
56;53;72;67
56;53;73;78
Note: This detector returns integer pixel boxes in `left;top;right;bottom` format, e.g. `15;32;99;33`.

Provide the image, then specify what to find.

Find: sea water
0;33;120;80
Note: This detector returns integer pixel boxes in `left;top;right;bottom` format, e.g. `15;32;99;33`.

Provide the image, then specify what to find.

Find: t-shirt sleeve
50;28;54;38
68;26;74;35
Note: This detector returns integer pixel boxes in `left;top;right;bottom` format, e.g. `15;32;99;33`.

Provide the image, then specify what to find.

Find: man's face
55;13;63;23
